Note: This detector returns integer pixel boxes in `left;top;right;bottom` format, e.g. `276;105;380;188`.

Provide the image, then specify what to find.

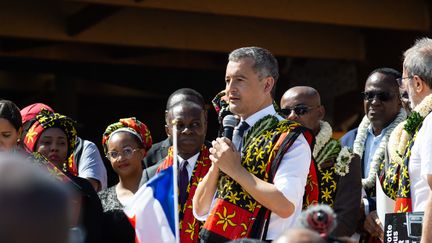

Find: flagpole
172;120;180;243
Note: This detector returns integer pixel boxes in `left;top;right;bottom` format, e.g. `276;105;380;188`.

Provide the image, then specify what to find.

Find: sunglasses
280;105;319;117
361;91;397;102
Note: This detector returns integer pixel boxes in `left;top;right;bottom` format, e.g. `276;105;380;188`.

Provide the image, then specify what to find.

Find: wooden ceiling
0;0;429;69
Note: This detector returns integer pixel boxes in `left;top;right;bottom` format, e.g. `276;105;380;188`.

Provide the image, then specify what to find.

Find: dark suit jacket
340;128;357;149
331;153;362;237
143;138;171;169
339;128;376;214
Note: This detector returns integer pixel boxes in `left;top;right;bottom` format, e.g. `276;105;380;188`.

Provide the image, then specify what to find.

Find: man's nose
287;110;299;121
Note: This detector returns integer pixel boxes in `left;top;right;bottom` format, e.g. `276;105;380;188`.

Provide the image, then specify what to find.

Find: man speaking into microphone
193;47;313;241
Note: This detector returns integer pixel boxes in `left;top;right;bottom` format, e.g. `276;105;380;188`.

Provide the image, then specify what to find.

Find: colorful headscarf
102;117;152;154
23;109;77;162
20;103;54;124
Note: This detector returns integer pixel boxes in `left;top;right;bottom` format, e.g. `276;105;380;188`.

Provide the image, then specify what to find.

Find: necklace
353;109;406;189
313;121;333;159
389;93;432;165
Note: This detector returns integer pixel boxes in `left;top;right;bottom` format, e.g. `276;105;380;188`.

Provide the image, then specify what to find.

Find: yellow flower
215;207;237;231
322;170;333;183
25;126;38;144
264;141;273;152
321;188;332;202
253;147;265;160
400;186;409;198
263;130;273;140
227;191;240;204
240;223;248;237
239;190;250;200
257;161;266;174
330;180;337;192
184;218;196;240
245;200;257;212
397;203;409;213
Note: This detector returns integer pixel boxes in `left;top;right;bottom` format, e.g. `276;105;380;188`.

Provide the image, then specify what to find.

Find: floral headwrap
23;109;78;174
102;117;152;154
23;109;77;155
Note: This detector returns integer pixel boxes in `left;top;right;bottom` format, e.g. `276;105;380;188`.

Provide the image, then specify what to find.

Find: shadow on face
363;73;401;133
36;127;68;167
166;102;207;159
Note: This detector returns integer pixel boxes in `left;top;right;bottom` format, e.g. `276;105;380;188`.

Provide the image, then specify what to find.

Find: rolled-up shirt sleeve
273;134;311;209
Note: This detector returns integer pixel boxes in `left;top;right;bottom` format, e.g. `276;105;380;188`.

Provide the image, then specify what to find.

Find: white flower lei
353;109;407;189
335;147;354;176
388;93;432;165
313;121;332;158
314;121;353;176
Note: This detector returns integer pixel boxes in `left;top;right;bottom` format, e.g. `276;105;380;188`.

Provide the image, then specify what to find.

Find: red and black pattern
157;145;212;243
201;116;313;241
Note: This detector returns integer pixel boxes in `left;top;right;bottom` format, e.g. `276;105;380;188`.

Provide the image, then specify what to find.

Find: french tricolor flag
124;166;179;243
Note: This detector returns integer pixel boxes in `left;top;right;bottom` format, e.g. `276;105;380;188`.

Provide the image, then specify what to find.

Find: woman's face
36;127;68;166
106;132;146;178
0;118;20;151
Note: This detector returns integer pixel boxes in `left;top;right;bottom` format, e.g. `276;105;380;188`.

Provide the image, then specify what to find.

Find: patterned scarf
157;145;212;243
23;109;78;175
201;116;314;241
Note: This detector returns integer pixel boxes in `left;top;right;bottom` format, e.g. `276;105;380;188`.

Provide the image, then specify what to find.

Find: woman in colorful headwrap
22;108;78;175
98;117;152;243
0;100;22;151
22;108;103;243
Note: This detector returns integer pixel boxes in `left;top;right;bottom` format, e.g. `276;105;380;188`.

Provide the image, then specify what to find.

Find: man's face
363;72;401;130
166;104;207;159
225;58;269;119
401;69;419;108
280;92;323;131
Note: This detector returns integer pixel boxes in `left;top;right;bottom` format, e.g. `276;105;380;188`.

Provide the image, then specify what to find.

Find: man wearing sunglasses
280;86;362;238
193;47;313;241
340;68;406;241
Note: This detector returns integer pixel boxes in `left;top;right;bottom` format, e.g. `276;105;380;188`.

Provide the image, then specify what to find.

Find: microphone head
222;115;239;128
297;204;337;239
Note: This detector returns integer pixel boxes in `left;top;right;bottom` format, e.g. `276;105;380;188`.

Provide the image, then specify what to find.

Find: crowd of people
0;37;432;243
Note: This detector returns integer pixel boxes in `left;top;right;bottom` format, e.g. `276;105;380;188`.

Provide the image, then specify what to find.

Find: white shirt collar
178;152;200;171
240;104;281;129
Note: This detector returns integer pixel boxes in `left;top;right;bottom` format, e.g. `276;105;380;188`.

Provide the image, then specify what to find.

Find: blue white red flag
124;166;178;243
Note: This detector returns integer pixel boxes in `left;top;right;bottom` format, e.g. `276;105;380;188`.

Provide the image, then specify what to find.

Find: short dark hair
0;100;22;131
368;67;401;87
229;47;279;97
166;88;205;110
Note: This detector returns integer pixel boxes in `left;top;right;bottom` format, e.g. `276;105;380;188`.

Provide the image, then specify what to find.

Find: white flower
388;93;432;165
313;121;332;159
335;147;353;176
353;109;406;189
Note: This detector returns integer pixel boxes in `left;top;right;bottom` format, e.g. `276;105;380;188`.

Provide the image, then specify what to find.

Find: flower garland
353;109;407;189
335;147;354;176
313;121;333;158
389;93;432;165
314;120;353;176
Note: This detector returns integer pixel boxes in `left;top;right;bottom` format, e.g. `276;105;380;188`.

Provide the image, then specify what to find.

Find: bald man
280;86;362;237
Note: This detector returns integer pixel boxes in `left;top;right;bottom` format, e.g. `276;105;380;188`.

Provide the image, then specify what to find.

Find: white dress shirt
409;113;432;211
193;104;311;240
178;153;200;180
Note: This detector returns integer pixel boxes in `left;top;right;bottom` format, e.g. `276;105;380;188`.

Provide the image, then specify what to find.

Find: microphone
297;204;337;239
222;115;239;140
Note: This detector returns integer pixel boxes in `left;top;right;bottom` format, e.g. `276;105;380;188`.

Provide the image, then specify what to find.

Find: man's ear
264;77;275;94
318;105;326;120
413;75;425;93
165;124;171;137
